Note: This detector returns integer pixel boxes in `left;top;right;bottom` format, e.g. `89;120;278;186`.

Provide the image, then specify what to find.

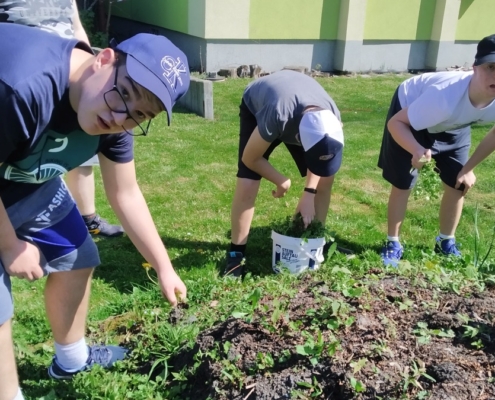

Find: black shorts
237;100;307;180
377;88;470;190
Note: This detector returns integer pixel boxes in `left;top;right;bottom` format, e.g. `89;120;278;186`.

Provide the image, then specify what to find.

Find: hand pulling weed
412;157;441;201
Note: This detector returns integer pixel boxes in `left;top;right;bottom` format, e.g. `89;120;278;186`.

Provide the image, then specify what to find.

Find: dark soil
167;276;495;399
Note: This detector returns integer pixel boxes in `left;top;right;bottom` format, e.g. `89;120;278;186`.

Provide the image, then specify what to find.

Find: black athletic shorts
237;100;307;180
377;87;470;190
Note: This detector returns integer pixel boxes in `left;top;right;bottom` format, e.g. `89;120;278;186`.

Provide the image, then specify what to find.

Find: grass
13;74;495;399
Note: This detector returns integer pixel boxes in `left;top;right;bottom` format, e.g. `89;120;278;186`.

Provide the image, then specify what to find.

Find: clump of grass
413;157;442;201
272;214;327;239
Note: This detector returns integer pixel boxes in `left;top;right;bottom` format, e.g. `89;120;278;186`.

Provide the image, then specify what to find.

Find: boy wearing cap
0;0;125;238
0;23;189;400
224;70;344;277
378;34;495;267
456;36;495;193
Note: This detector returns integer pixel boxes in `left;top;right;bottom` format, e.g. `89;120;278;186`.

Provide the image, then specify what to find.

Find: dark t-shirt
242;70;341;145
0;24;133;207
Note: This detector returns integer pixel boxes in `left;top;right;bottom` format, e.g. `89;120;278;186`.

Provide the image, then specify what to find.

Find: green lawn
13;74;495;399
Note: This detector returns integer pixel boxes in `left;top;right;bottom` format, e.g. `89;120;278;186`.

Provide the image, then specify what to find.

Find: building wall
110;0;494;73
456;0;494;40
363;0;435;40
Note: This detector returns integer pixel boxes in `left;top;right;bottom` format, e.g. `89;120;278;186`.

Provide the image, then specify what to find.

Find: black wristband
304;187;317;194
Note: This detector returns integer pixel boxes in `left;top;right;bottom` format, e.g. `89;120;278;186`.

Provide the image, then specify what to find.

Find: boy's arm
295;170;321;228
71;2;91;45
455;124;495;194
98;155;187;306
241;126;291;197
387;108;431;169
0;164;43;280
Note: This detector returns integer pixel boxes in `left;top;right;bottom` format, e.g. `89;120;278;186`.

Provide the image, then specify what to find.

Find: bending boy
225;70;344;277
0;0;124;237
378;34;495;267
0;24;189;400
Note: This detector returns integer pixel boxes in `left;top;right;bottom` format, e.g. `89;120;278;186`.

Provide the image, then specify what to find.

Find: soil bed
167;275;495;399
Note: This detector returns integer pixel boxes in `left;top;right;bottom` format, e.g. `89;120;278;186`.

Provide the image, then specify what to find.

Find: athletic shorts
0;177;100;324
377;88;470;190
237;100;307;180
79;154;100;167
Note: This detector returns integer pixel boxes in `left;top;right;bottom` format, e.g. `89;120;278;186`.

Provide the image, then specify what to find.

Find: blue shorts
0;177;100;324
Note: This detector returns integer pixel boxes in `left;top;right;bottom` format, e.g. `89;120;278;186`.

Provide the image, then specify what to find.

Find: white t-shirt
398;71;495;134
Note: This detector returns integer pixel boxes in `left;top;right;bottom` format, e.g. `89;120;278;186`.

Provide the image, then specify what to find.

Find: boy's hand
272;178;291;198
2;239;43;281
157;269;187;307
455;169;476;196
411;148;431;170
295;192;316;228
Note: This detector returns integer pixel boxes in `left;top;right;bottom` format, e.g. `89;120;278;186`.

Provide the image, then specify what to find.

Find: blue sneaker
380;241;403;267
48;345;128;379
434;237;461;256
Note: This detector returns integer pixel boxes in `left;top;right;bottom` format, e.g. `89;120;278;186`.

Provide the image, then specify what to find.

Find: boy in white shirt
378;34;495;267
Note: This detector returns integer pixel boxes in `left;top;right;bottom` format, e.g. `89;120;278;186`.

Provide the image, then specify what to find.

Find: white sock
438;233;455;240
54;337;89;371
14;388;25;400
387;236;400;242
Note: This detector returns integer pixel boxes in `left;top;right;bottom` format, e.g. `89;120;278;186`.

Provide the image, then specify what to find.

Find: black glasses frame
103;66;151;137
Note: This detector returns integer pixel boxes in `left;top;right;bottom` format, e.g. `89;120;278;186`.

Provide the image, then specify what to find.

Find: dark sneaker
224;251;245;278
434;236;461;256
48;345;128;379
84;214;124;237
380;241;403;267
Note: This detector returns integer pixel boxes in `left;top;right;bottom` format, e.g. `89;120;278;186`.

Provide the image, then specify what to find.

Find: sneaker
84;214;124;237
434;236;461;256
48;345;128;379
380;241;403;267
224;251;245;278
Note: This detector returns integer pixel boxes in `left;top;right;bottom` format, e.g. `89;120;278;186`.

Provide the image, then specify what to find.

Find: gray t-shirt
0;0;76;38
242;70;341;145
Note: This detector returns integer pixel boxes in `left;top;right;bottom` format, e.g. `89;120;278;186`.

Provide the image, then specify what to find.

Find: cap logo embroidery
320;154;334;161
161;56;187;92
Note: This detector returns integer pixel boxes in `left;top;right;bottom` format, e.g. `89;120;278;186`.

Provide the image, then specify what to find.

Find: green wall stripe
249;0;340;40
364;0;435;40
456;0;495;40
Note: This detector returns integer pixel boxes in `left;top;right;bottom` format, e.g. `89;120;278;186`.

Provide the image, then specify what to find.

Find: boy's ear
94;47;116;70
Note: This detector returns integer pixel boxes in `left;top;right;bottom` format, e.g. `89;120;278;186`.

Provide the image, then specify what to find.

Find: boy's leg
387;185;412;237
44;268;93;346
230;178;261;246
439;183;464;237
65;166;96;216
432;132;470;254
0;320;19;400
65;164;124;238
315;175;335;223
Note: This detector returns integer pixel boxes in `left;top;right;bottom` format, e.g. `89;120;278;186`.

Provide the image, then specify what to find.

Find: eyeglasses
103;66;151;136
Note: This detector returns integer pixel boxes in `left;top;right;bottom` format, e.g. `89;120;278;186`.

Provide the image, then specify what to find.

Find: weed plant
271;213;328;239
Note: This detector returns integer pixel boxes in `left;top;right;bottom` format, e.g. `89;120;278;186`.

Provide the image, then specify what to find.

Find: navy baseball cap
114;33;190;125
474;34;495;66
299;110;344;177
